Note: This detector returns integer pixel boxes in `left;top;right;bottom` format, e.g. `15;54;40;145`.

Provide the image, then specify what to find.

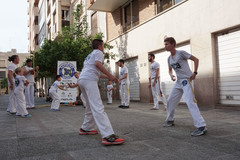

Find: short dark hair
149;54;155;59
164;37;176;46
56;75;61;80
118;59;124;64
92;39;103;49
26;59;32;64
8;55;18;62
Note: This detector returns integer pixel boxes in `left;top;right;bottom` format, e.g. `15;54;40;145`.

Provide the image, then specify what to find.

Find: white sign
57;61;77;103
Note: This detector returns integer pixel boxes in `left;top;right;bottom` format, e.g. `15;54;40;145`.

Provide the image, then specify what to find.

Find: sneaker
163;121;174;127
122;106;129;109
79;128;98;135
102;134;124;145
9;112;16;115
118;105;123;108
21;114;32;118
150;108;159;110
191;126;207;136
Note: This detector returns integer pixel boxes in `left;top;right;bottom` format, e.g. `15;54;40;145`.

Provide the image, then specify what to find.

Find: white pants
151;78;167;109
7;87;17;113
80;93;86;107
79;79;114;138
166;79;206;128
14;90;29;116
25;83;35;108
49;91;60;110
107;91;112;103
120;83;130;106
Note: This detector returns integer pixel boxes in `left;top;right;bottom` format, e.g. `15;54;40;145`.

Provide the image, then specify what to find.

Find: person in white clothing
78;39;124;145
118;59;130;109
23;59;39;109
106;80;113;104
49;75;67;111
163;37;207;137
148;54;167;110
7;55;19;114
14;67;31;118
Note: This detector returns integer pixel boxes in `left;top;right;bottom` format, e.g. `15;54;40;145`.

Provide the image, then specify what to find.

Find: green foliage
35;3;115;78
1;78;8;94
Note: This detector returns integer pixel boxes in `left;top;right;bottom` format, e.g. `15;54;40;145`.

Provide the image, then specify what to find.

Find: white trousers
151;78;167;109
120;83;130;106
80;93;86;107
79;79;114;138
49;91;60;110
14;90;29;116
25;83;35;108
7;87;16;113
107;91;112;103
166;79;206;128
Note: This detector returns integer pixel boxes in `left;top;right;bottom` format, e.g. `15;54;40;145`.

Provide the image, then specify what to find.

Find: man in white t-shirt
148;54;167;110
23;59;39;109
163;37;207;137
78;39;124;145
118;59;130;109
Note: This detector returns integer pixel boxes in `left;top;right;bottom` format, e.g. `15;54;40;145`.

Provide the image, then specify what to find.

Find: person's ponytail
8;55;18;62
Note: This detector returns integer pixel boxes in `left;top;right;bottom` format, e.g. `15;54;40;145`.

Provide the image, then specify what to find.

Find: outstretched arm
189;55;199;81
95;61;118;83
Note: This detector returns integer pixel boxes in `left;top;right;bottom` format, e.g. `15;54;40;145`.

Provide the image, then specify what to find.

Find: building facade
88;0;240;107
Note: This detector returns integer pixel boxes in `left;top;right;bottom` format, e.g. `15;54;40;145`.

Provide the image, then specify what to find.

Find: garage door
155;44;192;103
216;29;240;105
124;58;140;101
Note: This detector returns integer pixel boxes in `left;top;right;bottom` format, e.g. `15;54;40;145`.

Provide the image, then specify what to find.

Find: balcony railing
88;0;129;12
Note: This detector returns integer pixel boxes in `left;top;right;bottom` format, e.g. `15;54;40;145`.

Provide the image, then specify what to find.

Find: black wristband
194;72;198;75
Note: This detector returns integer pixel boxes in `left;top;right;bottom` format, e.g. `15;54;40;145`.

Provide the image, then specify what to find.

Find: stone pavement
0;94;240;160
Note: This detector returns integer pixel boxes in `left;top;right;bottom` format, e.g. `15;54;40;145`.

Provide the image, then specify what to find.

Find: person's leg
120;84;125;106
156;78;167;107
30;84;35;108
25;85;30;108
80;80;114;138
8;88;16;113
182;80;206;128
49;92;59;109
125;83;130;106
107;91;110;103
165;82;183;122
15;91;28;116
151;80;159;109
109;91;112;103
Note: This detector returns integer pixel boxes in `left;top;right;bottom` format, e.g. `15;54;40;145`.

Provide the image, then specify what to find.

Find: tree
1;78;8;94
35;3;114;78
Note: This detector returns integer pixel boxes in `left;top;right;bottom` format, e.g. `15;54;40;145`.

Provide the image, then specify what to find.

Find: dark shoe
163;121;174;127
102;134;124;145
191;126;207;136
122;106;129;109
79;128;98;135
118;105;124;108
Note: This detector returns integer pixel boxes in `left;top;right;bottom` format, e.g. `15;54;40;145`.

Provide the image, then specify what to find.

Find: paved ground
0;94;240;160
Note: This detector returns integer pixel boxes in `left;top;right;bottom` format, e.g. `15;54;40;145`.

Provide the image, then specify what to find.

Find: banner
57;61;77;103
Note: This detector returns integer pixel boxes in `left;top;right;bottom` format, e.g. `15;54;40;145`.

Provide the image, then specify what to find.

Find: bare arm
169;67;176;81
8;70;14;90
68;83;78;88
34;66;39;78
95;61;118;82
58;85;67;91
189;55;199;81
100;74;109;79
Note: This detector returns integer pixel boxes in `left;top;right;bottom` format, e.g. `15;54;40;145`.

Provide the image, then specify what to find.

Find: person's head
164;37;176;51
8;55;19;64
118;59;124;67
26;59;32;67
15;67;23;76
108;80;112;85
56;75;61;81
92;39;104;52
148;54;155;62
73;72;80;79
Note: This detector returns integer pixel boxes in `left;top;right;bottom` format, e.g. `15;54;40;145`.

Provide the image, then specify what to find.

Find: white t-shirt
120;66;129;84
24;66;35;83
14;75;27;92
79;49;104;81
49;81;60;92
168;50;192;80
8;63;17;85
107;84;113;92
150;61;160;79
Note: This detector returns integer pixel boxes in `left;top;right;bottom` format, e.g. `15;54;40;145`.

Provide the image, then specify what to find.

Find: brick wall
139;0;155;24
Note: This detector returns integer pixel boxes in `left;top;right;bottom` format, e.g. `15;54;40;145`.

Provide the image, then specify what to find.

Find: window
122;0;139;32
0;60;5;68
62;9;70;28
156;0;183;14
91;12;98;35
0;71;6;79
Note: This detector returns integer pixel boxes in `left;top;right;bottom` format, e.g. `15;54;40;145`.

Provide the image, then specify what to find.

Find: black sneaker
122;106;129;109
118;105;124;108
163;121;174;127
191;126;207;136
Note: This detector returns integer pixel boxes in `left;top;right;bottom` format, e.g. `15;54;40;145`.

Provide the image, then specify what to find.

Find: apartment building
88;0;240;107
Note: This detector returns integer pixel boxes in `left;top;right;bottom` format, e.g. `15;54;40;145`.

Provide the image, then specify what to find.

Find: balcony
34;0;39;6
33;6;39;16
88;0;129;12
34;25;39;37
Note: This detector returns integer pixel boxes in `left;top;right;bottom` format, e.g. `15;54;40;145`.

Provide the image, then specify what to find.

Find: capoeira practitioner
49;75;67;111
78;39;124;145
107;80;113;104
14;67;31;118
23;59;39;109
148;54;167;110
7;55;19;114
68;72;86;107
118;59;130;109
163;37;207;136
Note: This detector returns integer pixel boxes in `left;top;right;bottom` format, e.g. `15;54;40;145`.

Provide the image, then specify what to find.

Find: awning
88;0;129;12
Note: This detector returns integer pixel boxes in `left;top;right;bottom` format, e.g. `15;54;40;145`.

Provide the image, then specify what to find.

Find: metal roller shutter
155;44;192;103
216;29;240;105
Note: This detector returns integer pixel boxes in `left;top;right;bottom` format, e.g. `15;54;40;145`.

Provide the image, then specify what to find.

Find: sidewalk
0;94;239;160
